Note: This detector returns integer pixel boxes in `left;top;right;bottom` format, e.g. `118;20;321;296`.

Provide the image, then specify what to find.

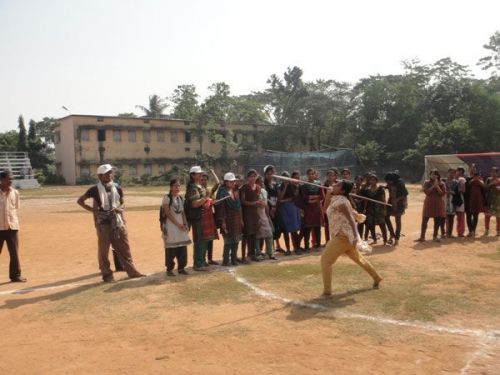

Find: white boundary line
0;283;86;296
229;269;500;374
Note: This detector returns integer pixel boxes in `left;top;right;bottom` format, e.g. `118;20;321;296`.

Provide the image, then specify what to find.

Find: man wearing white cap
77;164;145;282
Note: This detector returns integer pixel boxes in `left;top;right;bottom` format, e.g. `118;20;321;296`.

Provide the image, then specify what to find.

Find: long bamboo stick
272;174;392;207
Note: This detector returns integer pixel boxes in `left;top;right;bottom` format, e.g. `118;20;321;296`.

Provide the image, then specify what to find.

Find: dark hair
384;172;397;183
281;171;291;178
367;174;378;182
341;168;351;174
0;170;13;179
328;168;338;175
341;180;354;197
430;169;441;180
291;170;300;178
457;167;465;174
235;174;243;180
306;168;315;174
247;169;257;177
264;165;275;174
447;168;456;172
169;178;180;187
256;176;264;185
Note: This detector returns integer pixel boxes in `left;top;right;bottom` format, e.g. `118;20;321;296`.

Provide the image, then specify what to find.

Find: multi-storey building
54;115;271;184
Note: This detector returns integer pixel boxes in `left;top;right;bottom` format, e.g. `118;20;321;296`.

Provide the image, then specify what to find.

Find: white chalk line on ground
229;269;500;375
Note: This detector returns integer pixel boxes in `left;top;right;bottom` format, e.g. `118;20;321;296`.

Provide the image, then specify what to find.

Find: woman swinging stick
320;180;382;298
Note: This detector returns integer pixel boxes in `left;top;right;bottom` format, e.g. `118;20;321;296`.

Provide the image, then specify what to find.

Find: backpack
159;193;174;229
452;183;463;207
184;184;202;224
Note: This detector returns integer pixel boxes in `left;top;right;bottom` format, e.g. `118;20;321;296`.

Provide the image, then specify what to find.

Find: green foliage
117;112;137;118
478;31;500;77
355;140;386;167
0;130;19;151
135;94;169;118
17;115;27;151
170;84;199;120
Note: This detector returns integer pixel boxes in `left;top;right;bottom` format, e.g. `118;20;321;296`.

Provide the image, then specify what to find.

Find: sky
0;0;499;132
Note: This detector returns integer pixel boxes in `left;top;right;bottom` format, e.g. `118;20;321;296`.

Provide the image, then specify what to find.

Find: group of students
417;165;500;242
160;165;409;276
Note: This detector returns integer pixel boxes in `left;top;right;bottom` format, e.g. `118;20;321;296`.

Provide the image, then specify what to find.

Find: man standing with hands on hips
0;170;27;283
77;164;145;282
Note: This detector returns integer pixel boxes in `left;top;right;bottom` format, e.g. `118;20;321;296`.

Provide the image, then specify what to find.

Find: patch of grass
477;251;500;261
236;261;495;322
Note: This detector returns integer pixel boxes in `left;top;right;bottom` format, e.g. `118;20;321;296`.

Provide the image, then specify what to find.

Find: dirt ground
0;185;498;374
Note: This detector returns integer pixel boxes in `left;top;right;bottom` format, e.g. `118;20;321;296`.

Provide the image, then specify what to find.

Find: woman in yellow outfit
321;180;382;298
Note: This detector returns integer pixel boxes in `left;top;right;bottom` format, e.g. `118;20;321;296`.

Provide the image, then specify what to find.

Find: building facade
54;115;271;184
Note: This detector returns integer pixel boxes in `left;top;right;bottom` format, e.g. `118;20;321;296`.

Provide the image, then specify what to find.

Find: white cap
189;165;204;174
97;164;113;175
224;172;236;181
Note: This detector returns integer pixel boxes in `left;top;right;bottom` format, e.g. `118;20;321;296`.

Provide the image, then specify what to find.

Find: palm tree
135;95;169;118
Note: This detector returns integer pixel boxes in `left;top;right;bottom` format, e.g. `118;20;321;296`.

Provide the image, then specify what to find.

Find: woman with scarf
321;180;382;298
256;176;276;260
201;170;220;265
161;178;191;276
215;173;243;266
185;166;218;271
362;174;388;245
301;168;324;252
384;172;408;246
416;169;446;242
264;165;283;253
240;169;264;262
277;171;302;255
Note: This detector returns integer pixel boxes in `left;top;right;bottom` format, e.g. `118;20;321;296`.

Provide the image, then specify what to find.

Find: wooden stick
272;174;392;207
349;193;392;207
213;195;231;205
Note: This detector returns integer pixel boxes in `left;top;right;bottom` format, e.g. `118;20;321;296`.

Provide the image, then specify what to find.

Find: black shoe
251;256;262;262
178;269;189;275
103;276;115;283
284;250;292;256
231;260;238;266
276;248;285;254
222;261;230;266
10;277;27;283
294;250;303;255
208;260;219;265
167;270;176;277
268;255;277;260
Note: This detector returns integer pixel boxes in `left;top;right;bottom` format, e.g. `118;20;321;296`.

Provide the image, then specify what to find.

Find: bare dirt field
0;184;499;374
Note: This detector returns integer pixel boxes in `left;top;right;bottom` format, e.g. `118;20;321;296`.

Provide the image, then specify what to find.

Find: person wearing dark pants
384;172;408;246
0;170;26;283
161;179;191;276
215;173;243;266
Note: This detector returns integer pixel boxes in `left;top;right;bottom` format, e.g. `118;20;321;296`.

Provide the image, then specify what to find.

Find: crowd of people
1;161;498;287
417;165;500;242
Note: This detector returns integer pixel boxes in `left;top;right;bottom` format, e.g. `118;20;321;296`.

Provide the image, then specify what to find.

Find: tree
36;117;57;144
478;31;500;77
0;130;19;151
17;115;27;151
118;112;137;118
28;119;37;144
169;84;200;120
135;95;169;118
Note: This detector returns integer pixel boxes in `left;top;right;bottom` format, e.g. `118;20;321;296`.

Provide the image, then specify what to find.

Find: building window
81;129;90;141
113;129;121;142
97;117;104;122
158;164;165;174
129;164;137;176
143;119;150;124
171;130;178;143
143;130;151;143
184;121;190;126
185;147;191;152
54;131;61;144
97;129;106;142
144;164;152;175
128;130;136;142
157;129;165;142
184;131;191;143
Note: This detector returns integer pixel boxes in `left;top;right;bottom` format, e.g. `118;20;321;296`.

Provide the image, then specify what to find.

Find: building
54;115;271;184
